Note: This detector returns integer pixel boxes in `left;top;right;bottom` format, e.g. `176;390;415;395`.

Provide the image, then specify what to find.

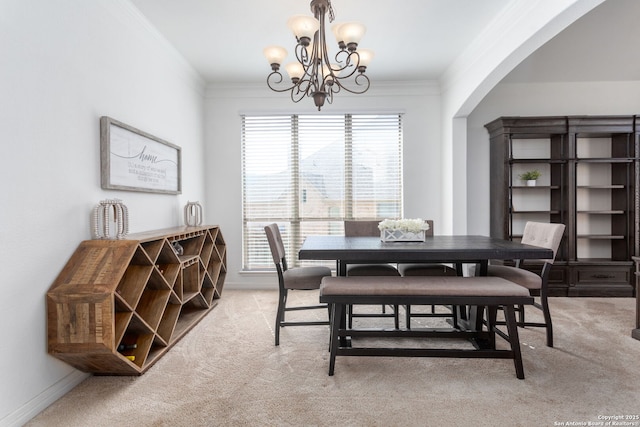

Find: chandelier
264;0;373;111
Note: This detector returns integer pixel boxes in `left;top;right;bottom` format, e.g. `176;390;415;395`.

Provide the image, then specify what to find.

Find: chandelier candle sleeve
264;0;372;110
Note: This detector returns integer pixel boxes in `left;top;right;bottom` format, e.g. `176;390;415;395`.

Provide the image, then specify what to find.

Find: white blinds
242;113;403;270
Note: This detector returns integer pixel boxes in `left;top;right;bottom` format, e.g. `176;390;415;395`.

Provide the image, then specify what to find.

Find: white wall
466;80;640;235
440;0;605;235
0;1;205;425
0;0;622;423
203;81;443;288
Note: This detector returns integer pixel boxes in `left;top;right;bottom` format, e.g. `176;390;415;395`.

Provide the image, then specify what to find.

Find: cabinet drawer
548;265;567;283
575;267;630;284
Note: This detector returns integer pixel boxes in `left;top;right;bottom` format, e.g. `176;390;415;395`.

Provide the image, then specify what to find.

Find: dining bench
319;275;534;379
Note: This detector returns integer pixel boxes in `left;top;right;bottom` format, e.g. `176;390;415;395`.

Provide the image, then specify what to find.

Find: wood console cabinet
47;226;226;375
485;116;638;297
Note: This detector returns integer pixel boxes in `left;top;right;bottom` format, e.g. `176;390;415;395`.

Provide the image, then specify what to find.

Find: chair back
264;223;287;271
345;219;435;237
424;220;434;236
521;222;565;264
344;220;380;237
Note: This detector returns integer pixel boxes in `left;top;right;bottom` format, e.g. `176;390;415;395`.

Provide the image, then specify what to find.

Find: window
241;113;403;270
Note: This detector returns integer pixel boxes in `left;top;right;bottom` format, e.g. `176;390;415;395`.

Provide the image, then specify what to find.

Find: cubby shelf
47;225;226;375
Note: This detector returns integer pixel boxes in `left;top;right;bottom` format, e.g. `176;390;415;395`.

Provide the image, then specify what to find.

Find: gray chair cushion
486;265;542;290
346;264;401;277
283;266;332;289
398;263;457;276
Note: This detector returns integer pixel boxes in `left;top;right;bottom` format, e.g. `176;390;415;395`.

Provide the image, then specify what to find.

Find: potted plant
519;170;541;186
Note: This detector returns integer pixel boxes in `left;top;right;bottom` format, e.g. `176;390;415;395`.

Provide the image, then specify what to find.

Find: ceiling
129;0;638;85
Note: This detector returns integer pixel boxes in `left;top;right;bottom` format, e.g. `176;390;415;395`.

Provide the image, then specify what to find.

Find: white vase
526;179;537;186
184;201;203;226
92;199;129;239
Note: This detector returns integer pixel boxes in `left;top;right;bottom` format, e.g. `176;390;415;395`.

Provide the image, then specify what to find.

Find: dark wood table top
298;235;553;264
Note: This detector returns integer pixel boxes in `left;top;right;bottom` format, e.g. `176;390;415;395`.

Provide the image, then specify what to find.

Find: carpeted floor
27;290;640;427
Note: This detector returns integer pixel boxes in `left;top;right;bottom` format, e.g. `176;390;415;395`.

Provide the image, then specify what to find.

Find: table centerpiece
378;218;430;242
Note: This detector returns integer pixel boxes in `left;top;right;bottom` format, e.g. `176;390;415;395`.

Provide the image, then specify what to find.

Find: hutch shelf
485;116;638;297
47;225;226;375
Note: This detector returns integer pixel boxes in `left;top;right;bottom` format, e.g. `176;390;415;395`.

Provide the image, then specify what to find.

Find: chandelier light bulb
356;48;374;69
285;62;305;82
334;21;366;50
331;23;346;49
287;15;320;44
264;46;288;69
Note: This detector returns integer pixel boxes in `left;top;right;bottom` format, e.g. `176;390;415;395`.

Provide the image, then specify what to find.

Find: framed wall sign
100;116;181;194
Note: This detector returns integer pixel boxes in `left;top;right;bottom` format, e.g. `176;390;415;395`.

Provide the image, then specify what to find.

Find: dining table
298;234;553;335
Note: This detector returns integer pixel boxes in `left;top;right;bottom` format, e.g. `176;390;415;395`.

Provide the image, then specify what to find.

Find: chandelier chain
327;0;335;22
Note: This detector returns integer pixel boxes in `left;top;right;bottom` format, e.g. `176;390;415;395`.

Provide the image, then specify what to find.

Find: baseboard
0;370;89;427
224;281;276;290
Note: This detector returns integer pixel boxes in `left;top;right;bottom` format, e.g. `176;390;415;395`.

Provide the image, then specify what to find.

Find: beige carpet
28;290;640;427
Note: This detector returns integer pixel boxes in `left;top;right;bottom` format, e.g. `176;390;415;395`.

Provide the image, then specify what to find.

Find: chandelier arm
294;43;310;66
331;51;359;79
325;89;334;105
297;75;315;98
266;71;298;93
290;87;306;103
333;73;370;95
310;35;322;94
315;3;329;95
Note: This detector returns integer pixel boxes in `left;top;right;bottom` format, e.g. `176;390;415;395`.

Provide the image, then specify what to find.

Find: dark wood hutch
485;115;638;297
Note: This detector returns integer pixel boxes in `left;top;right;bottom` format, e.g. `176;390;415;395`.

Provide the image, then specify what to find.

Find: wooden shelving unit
47;225;226;375
485;116;638;297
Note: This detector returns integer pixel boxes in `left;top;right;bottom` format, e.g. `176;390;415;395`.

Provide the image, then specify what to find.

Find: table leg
328;303;343;376
337;260;347;277
504;305;525;379
336;259;350;346
453;261;489;339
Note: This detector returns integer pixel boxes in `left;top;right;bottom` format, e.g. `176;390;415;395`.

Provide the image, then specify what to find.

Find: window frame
241;113;403;270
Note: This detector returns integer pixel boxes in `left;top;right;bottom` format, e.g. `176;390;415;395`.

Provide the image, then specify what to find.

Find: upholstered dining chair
344;220;400;328
480;221;565;347
264;223;332;346
397;220;458;328
397;220;458;276
344;220;401;276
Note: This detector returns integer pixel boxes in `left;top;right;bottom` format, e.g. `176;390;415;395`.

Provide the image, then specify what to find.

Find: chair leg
394;304;399;329
406;305;411;329
540;295;554;347
275;289;287;346
517;304;525;324
451;305;459;329
348;304;353;328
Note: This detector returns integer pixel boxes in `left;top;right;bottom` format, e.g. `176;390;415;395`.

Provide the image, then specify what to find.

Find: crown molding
204;80;440;100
